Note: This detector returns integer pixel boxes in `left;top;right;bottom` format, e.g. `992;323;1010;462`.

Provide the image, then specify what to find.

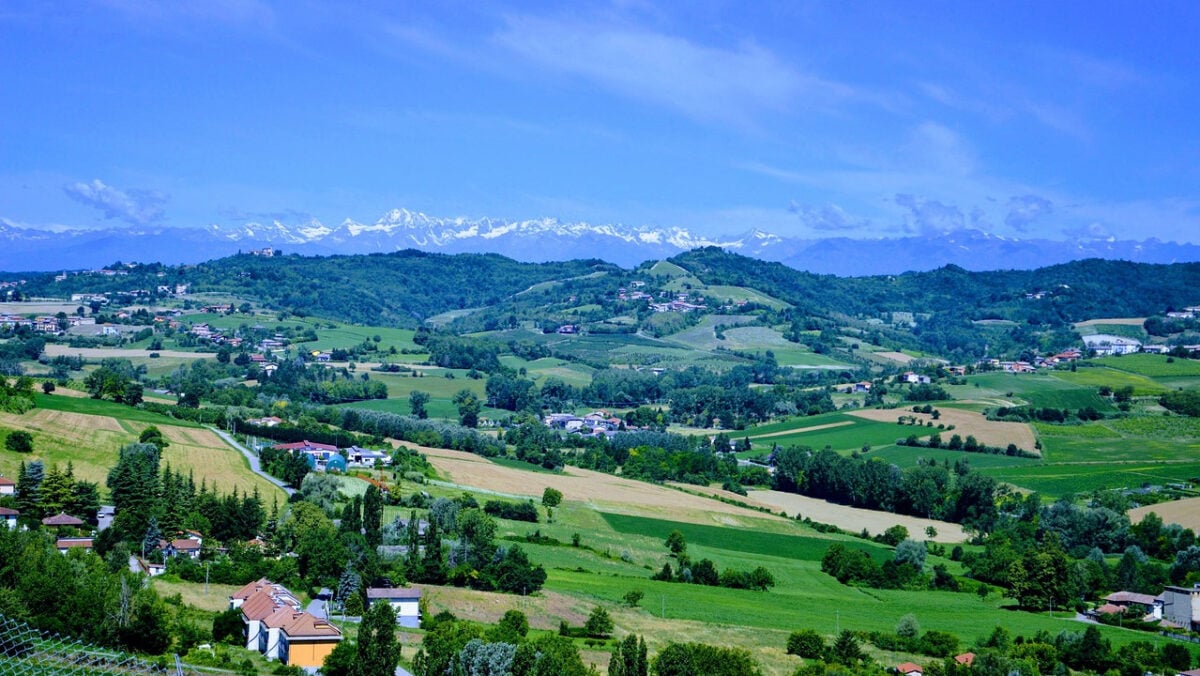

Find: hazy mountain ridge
2;209;1199;274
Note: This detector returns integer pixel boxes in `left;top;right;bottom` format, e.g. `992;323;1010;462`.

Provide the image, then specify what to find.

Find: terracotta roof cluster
236;579;340;645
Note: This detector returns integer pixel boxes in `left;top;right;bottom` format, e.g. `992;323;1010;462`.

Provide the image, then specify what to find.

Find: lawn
498;356;596;388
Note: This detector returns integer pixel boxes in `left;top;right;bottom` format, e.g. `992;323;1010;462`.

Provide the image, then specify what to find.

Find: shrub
786;629;825;659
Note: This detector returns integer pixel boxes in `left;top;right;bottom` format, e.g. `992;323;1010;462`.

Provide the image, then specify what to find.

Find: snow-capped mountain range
2;208;1199;275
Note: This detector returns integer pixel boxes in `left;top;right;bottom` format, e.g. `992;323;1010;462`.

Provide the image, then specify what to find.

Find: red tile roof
42;512;84;526
170;538;201;551
281;612;342;640
231;577;272;601
241;590;281;621
954;653;975;666
0;507;18;516
897;663;923;675
56;538;93;549
0;476;16;486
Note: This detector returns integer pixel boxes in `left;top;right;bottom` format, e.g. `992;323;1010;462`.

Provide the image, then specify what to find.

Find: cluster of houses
270;439;393;472
0;313;96;334
1165;305;1200;319
650;292;707;313
543;411;626;438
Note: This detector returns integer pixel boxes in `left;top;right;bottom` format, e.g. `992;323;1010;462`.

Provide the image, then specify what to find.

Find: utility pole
205;562;210;594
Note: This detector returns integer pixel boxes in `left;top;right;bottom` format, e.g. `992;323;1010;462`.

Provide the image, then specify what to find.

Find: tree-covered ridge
180;250;618;327
672;248;1200;323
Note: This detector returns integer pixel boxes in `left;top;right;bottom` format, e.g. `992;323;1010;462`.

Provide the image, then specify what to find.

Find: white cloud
493;15;853;128
64;179;167;226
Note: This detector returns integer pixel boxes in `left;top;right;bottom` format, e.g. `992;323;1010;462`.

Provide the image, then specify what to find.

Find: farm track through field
748;421;854;439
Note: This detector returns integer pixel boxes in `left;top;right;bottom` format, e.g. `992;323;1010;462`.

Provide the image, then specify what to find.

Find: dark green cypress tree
363;485;384;550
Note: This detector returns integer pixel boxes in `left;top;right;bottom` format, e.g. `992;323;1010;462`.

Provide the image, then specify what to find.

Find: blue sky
2;0;1198;242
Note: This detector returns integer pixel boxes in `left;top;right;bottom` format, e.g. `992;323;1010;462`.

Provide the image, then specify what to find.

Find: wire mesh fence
0;612;196;676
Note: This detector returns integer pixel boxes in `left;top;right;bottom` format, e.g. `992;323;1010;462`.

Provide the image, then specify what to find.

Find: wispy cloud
64;179;167;226
1005;194;1053;231
789;202;870;232
894;194;966;235
493;14;854;128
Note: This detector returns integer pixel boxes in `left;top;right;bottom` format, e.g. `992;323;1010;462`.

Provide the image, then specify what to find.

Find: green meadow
742;412;925;452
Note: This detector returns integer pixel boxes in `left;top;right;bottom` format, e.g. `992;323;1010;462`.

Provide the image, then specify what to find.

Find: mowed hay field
1130;498;1200;532
847;407;1038;453
0;408;285;500
420;445;788;527
744;490;967;543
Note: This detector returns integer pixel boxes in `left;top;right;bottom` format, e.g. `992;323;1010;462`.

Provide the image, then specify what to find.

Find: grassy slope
0;394;285;500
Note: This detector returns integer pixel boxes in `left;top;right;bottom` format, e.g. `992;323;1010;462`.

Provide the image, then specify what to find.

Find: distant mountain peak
2;208;1200;274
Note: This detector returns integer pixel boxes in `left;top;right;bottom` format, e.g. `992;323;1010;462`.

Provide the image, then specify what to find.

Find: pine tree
16;460;44;519
337;560;361;612
142;517;163;559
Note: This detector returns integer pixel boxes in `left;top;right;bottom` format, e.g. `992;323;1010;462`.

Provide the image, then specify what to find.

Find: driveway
209;427;296;496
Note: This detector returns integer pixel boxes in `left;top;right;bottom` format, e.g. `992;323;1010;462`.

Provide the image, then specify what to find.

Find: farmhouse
366;586;422;628
1161;585;1200;630
1083;334;1142;356
1103;590;1164;619
272;440;345;472
346;446;392;468
900;371;931;384
0;475;15;495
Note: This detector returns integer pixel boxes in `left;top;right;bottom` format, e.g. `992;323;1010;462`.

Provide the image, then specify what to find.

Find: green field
499;356;596;388
947;372;1113;410
702;285;791;310
1053;367;1167;397
34;392;203;427
1095;353;1200;377
601;512;890;562
742;411;925;452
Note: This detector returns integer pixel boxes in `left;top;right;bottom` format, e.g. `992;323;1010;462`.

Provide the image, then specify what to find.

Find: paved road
209;427;295;496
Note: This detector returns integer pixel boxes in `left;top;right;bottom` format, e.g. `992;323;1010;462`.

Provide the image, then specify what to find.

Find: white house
0;507;17;530
1083;334;1142;356
366;587;422;628
0;475;16;496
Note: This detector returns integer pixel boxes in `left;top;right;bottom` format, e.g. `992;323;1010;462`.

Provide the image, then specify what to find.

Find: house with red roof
0;475;15;496
1;506;19;530
896;662;923;676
